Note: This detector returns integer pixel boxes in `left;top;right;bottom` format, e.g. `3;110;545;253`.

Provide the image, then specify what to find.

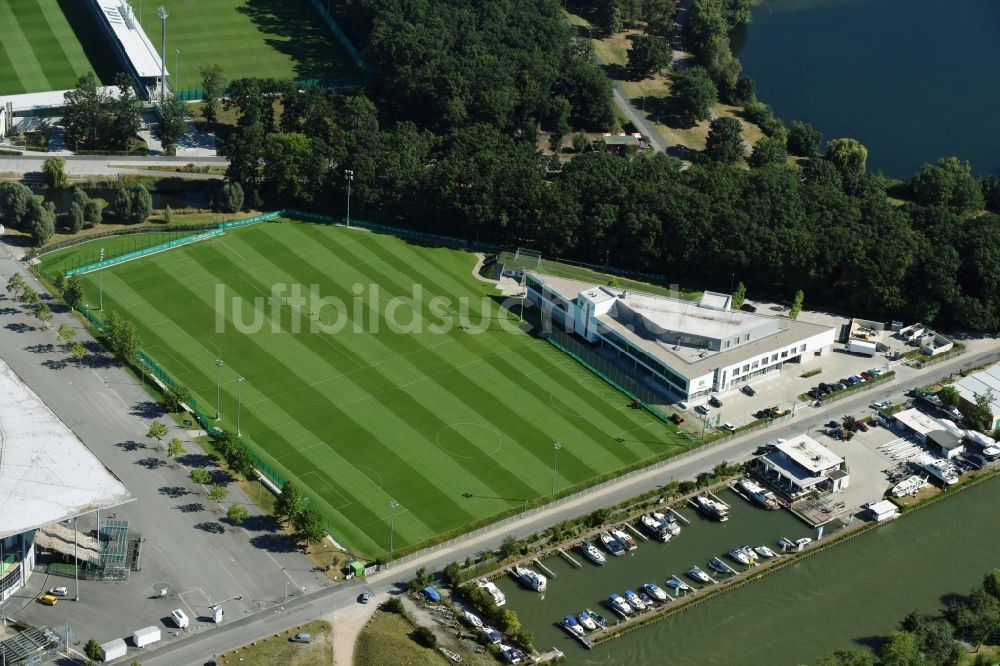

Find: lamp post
235;377;245;436
157;6;168;104
98;248;104;310
175;48;180;94
344;169;353;227
551;442;561;495
73;517;79;601
214;359;223;419
388;499;399;560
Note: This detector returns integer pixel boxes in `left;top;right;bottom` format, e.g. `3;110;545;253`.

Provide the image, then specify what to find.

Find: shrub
215;181;244;213
111;183;153;224
412;626;437;648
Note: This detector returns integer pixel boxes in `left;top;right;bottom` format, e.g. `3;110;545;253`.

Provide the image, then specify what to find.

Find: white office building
524;273;836;402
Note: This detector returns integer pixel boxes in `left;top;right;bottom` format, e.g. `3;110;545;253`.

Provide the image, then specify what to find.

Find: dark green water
733;0;1000;177
501;482;1000;664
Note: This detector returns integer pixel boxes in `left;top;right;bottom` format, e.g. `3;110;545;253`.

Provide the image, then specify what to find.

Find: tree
412;625;437;649
627;35;673;78
103;311;141;361
110;183;153;224
108;73;141;151
499;535;520;559
443;561;462;587
68;202;86;233
0;182;35;231
226;503;249;525
158;97;188;154
916;618;959;665
29;201;56;246
815;650;876;666
983;568;1000;599
911;157;984;213
5;273;26;298
166;437;186;461
572;132;590;154
748;136;788;168
70;341;87;365
213;429;238;460
704;117;744;163
20;286;41;308
84;638;102;661
228;446;256;481
215;181;244;213
671;66;718;123
191;466;212;485
34;302;52;329
163;383;191;412
826;137;868;177
164;204;172;224
146;421;168;447
200;64;226;123
731;281;746;309
63;73;140;151
787;120;822;156
938;385;960;407
878;631;920;666
208;484;228;503
804;157;843;189
83;199;102;227
274;480;306;523
57;323;76;347
292;507;326;544
789;290;804;320
63;274;84;310
967;391;996;433
43;156;67;188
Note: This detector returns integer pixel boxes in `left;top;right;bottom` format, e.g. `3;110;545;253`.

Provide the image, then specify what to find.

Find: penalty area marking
435;422;503;459
298;471;353;512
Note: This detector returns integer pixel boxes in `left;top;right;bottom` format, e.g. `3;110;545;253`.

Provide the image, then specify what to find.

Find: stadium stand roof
0;359;132;539
93;0;168;79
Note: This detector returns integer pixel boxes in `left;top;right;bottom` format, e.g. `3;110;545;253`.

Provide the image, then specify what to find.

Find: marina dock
558;548;582;568
706;491;731;510
625;523;647;541
670;508;690;525
534;558;557;578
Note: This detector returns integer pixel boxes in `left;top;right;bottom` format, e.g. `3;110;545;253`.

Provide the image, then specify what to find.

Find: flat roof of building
760;452;827;487
532;273;834;374
1;87;121;114
954;364;1000;414
0;360;132;539
868;500;898;515
776;434;843;474
94;0;167;79
928;430;962;450
894;407;945;437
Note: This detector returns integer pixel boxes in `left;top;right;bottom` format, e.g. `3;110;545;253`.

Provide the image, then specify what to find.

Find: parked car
708;396;723;408
359;592;372;604
740;303;757;313
861;372;874;381
38;594;58;606
290;633;312;643
857;422;869;432
695;405;710;416
720;423;736;432
47;587;68;597
826;420;840;429
741;385;756;397
670;413;685;425
832;382;847;392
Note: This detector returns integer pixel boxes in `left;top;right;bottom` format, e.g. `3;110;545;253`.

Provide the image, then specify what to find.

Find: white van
171;609;189;629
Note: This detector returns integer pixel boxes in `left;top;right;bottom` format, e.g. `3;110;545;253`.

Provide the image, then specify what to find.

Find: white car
720;423;736;432
48;586;68;597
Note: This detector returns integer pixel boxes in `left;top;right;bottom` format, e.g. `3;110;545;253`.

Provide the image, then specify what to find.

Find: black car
740;303;757;313
709;396;723;408
826;420;840;429
741;385;756;397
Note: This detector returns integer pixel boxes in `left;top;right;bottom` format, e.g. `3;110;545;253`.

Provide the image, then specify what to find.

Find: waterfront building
952;365;1000;431
751;434;849;500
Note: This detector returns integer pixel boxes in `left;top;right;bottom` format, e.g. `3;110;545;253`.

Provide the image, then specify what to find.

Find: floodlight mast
158;6;168;105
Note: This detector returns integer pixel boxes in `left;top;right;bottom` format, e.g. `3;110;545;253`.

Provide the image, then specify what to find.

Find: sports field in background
0;0;102;94
62;221;689;556
137;0;360;91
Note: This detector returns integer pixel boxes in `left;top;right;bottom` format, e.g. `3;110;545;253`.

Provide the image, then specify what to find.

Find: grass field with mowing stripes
137;0;360;91
0;0;102;95
64;221;690;556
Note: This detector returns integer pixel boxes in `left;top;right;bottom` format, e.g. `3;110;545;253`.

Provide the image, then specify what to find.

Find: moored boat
695;494;730;521
644;582;668;601
737;478;780;509
585;608;608;628
891;474;929;497
612;527;638;551
777;537;796;550
638;592;653;606
609;593;632;616
476;579;506;607
708;557;732;574
923;460;960;486
687;566;711;583
599;531;625;556
795;537;812;548
653;511;682;536
728;547;750;566
481;625;502;645
513;564;547;592
562;615;584;637
640;514;671;542
624;588;646;610
578;611;597;631
741;545;759;564
665;577;691;592
464;610;483;628
500;643;523;664
580;539;607;565
754;545;777;559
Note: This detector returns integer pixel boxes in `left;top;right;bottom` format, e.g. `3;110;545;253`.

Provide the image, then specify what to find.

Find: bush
215;181;244;213
379;597;404;614
111;183;153;224
412;626;437;648
163;383;191;412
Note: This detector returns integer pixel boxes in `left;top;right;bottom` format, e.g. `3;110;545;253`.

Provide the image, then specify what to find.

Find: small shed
348;561;367;578
927;430;964;459
866;500;900;522
132;626;161;648
100;637;128;662
422;586;442;602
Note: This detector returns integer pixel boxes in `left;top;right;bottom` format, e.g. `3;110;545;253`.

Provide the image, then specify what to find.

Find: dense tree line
816;569;1000;666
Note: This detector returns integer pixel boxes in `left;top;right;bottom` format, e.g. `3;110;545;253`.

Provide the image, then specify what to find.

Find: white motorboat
464;610;483;628
754;545;777;559
599;531;626;556
644;582;668;601
609;593;632;616
513;565;547;592
665;577;691;592
653;511;681;536
777;537;796;550
687;566;711;583
695;494;729;521
923;460;960;486
624;589;646;610
890;474;928;497
580;539;607;565
585;608;608;628
728;547;750;566
476;579;506;607
708;557;732;574
795;537;813;548
481;625;502;645
741;545;759;564
562;615;585;637
640;514;671;542
612;527;638;551
737;478;780;509
500;643;523;664
578;611;597;631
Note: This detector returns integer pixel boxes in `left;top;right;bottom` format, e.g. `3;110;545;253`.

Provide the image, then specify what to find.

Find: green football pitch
63;222;690;556
0;0;103;95
137;0;360;92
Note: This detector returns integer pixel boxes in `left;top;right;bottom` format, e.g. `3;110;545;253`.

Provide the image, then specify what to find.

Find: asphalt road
0;154;227;177
612;82;668;154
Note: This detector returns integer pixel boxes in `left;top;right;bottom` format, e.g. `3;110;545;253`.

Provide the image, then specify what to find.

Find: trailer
100;638;128;661
133;626;161;648
845;339;878;356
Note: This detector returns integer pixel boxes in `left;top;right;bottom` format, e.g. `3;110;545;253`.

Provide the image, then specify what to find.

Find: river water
733;0;1000;177
499;482;1000;664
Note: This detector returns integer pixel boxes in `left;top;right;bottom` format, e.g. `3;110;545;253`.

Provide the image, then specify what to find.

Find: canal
500;481;1000;664
733;0;1000;177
